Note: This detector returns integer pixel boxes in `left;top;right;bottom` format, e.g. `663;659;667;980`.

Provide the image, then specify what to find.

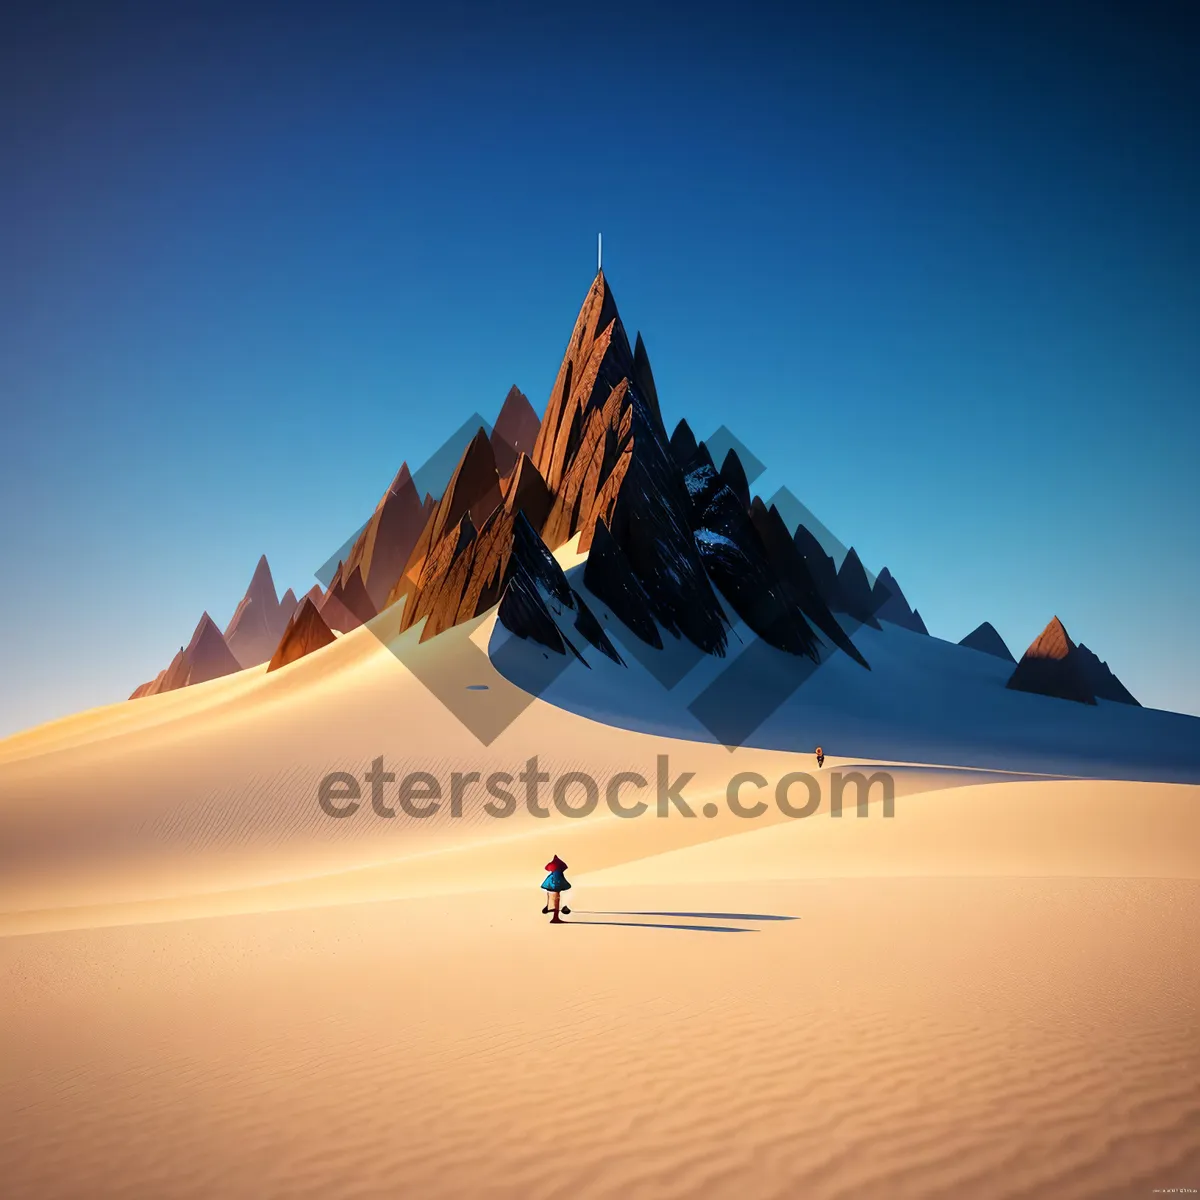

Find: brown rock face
268;598;337;672
502;453;553;534
429;429;504;552
131;611;243;698
490;386;542;478
319;565;378;633
336;463;429;611
1006;617;1096;705
184;612;244;685
529;271;728;653
129;671;166;700
385;429;506;621
224;555;293;668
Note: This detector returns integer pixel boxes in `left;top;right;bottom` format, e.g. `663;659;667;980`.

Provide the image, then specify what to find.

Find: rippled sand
3;877;1198;1200
2;614;1198;1197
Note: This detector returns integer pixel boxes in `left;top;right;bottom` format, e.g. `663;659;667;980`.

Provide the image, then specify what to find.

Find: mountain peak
387;462;413;497
1006;616;1095;705
1026;616;1075;661
959;621;1015;663
491;386;541;477
268;598;336;673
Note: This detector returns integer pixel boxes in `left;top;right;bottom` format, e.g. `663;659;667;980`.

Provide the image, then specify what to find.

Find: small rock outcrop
871;567;927;635
1005;617;1097;705
268;598;337;672
959;621;1016;663
1075;643;1140;706
130;611;242;698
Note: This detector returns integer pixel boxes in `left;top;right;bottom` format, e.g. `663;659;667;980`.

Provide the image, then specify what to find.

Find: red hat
545;855;567;872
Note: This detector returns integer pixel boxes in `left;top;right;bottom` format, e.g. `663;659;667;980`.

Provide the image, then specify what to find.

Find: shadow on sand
563;911;799;933
584;910;798;922
568;919;751;933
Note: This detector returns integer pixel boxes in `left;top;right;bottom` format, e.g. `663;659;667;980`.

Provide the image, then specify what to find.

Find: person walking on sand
815;746;825;769
541;855;571;923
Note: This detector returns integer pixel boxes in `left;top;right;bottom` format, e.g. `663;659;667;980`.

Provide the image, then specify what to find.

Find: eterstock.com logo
316;755;896;821
315;421;877;749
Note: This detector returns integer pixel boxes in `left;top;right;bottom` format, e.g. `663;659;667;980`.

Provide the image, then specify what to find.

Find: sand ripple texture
2;876;1198;1200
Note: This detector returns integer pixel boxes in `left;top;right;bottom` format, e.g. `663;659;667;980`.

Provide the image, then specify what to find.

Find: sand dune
2;605;1199;1197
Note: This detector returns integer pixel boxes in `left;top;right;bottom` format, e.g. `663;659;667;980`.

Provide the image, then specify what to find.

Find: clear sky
2;0;1197;737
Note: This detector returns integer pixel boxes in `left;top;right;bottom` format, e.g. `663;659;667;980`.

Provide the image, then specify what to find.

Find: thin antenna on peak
598;231;602;273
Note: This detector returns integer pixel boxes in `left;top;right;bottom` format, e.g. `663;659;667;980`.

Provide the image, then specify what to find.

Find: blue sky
2;0;1198;736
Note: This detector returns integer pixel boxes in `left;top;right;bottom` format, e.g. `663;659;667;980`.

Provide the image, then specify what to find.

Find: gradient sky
2;0;1198;737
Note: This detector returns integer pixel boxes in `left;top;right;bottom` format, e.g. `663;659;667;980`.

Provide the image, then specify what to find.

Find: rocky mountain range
130;269;1138;713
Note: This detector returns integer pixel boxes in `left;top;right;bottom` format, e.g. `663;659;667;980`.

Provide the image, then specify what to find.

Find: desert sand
2;601;1199;1198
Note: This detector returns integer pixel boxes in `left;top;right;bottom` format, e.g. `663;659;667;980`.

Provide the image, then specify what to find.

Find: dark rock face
583;519;663;649
490;386;541;478
692;484;821;658
682;459;724;523
495;512;621;663
718;449;752;513
268;598;337;672
871;567;927;635
1075;643;1140;706
631;333;664;432
959;621;1016;663
1006;617;1097;705
224;555;293;668
792;523;843;612
669;418;698;468
749;499;869;668
604;401;730;654
834;548;881;628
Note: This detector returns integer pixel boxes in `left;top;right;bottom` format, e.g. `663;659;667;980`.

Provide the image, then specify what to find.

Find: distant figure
815;746;825;769
541;854;572;923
